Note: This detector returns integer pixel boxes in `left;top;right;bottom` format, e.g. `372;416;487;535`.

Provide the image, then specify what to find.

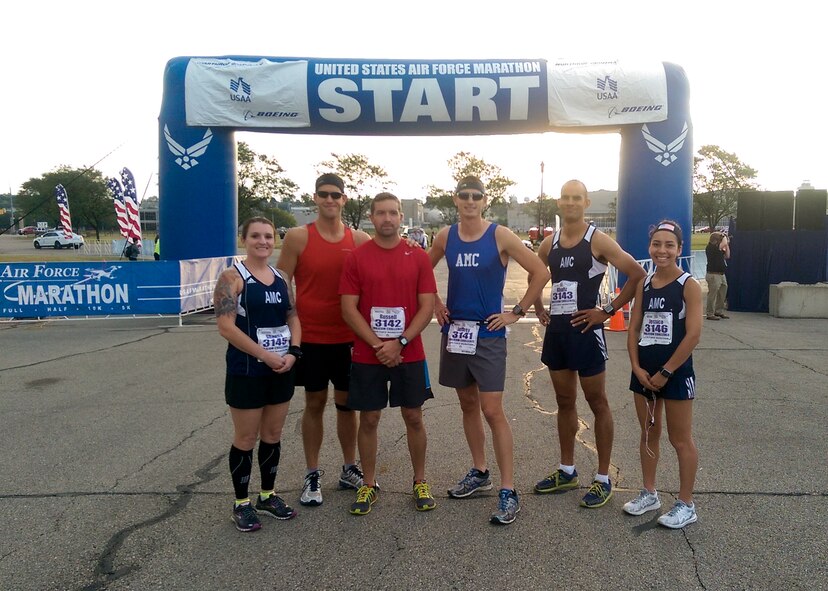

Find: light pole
539;161;544;230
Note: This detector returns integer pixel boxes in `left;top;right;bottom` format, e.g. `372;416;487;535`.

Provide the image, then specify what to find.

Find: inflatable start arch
159;57;692;264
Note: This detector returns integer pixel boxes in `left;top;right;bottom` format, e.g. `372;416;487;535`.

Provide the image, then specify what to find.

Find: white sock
594;473;610;484
559;464;575;475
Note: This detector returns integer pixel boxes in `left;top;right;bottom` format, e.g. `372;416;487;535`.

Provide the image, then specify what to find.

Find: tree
237;142;299;222
424;185;458;225
317;153;392;229
447;152;516;210
18;166;114;239
262;202;297;229
523;193;559;229
693;145;758;230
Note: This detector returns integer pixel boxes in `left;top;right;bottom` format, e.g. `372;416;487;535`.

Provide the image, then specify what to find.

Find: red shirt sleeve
338;249;360;296
415;248;438;295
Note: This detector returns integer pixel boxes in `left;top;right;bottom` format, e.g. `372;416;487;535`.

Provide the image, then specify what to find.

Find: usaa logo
230;77;252;102
596;76;618;100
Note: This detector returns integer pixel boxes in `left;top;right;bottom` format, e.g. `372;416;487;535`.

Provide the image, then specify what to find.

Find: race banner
546;60;668;127
182;57;667;134
185;58;311;128
0;257;239;318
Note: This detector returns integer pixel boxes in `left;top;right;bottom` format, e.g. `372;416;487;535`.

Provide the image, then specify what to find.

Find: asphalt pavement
1;265;826;591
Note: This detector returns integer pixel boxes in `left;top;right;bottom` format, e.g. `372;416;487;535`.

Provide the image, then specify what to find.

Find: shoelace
347;465;364;479
356;486;375;503
666;502;688;517
497;490;516;511
589;482;609;499
414;483;431;499
305;471;321;491
238;504;258;520
460;470;480;489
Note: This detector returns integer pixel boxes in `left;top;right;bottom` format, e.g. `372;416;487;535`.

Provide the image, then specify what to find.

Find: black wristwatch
511;304;526;317
397;335;409;347
287;345;303;359
602;302;616;315
658;367;673;379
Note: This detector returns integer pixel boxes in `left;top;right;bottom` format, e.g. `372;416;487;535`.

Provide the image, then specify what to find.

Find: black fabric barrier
727;229;827;313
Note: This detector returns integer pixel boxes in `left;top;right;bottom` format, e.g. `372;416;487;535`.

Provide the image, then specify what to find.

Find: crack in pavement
0;329;171;372
522;324;621;482
77;453;224;591
109;412;227;491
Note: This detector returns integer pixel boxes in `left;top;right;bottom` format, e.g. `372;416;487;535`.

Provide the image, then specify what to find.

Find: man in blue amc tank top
531;180;645;509
429;175;550;525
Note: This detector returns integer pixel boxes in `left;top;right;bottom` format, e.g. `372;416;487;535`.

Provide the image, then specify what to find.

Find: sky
2;1;826;205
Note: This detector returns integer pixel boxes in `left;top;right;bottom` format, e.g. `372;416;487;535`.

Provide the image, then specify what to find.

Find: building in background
139;196;159;233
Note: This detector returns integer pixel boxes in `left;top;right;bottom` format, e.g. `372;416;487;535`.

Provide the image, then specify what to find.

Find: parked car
33;231;85;249
17;226;37;235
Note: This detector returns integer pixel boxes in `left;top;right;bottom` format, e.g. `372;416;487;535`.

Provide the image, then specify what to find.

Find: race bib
639;311;673;346
446;320;479;355
257;325;291;356
550;280;578;315
370;306;405;338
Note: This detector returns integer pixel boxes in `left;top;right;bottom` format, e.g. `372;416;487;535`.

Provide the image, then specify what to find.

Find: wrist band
287;345;303;359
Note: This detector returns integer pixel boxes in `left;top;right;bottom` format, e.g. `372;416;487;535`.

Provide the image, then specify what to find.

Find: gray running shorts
438;333;507;392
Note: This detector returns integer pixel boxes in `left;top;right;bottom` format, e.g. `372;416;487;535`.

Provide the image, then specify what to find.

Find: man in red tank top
277;173;371;507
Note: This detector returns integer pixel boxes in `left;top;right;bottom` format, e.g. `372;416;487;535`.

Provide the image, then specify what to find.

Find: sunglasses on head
317;190;343;200
457;191;485;201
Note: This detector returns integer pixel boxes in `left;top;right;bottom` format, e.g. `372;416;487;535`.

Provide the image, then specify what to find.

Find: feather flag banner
120;167;142;247
107;177;130;239
55;185;73;239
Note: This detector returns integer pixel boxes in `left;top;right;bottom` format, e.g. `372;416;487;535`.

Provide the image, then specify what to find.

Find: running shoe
580;479;613;508
350;485;378;515
300;470;323;506
448;468;493;499
623;489;661;516
231;502;261;532
413;481;437;511
339;464;365;490
490;488;520;525
534;468;579;494
256;494;297;520
658;500;698;529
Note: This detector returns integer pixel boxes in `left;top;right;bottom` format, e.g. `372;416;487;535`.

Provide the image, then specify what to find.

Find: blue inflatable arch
159;57;691;266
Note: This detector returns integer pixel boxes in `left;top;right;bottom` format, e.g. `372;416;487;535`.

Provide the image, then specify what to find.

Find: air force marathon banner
182;58;668;133
0;258;239;318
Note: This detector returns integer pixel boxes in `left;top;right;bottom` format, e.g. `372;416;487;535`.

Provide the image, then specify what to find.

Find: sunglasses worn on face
457;191;485;201
317;190;343;200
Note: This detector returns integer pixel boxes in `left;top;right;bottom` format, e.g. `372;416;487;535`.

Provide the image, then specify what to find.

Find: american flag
54;184;73;239
120;167;142;247
107;177;130;239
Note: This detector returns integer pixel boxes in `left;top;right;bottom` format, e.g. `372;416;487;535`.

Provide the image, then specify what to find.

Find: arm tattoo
214;273;238;318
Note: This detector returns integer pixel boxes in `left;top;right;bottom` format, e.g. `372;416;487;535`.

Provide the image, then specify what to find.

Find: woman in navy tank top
213;217;302;532
624;220;702;529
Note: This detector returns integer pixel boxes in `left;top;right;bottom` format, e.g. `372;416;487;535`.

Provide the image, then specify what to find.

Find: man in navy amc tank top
429;175;550;525
531;180;645;509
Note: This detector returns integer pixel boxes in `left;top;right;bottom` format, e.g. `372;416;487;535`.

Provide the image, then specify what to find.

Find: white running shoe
658;500;698;529
623;489;661;516
300;470;323;506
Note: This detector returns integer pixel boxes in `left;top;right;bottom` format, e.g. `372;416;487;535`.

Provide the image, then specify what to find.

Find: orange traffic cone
606;288;627;332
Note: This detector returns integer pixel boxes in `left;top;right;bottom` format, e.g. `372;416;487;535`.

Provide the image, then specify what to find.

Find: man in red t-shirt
340;192;437;516
277;173;371;507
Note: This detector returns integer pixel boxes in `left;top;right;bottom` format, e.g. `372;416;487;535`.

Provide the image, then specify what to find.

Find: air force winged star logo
641;122;689;167
164;125;213;171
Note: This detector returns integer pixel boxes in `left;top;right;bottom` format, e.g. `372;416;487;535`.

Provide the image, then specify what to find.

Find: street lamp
539;161;544;229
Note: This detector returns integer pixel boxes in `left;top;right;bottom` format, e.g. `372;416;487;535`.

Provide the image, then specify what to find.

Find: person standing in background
704;232;730;320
